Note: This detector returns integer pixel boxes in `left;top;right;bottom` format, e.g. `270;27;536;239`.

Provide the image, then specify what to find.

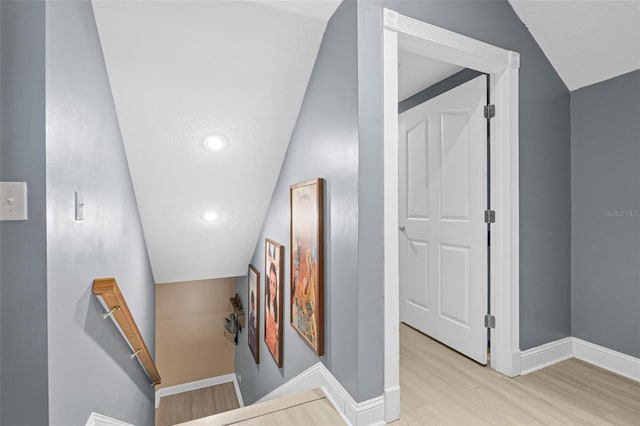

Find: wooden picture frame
264;238;284;367
247;265;260;364
289;178;324;356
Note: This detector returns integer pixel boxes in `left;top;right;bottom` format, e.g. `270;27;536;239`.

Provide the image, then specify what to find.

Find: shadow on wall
73;285;153;399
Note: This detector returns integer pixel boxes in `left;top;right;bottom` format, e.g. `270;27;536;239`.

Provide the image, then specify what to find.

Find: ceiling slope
93;0;339;283
398;50;463;101
509;0;640;91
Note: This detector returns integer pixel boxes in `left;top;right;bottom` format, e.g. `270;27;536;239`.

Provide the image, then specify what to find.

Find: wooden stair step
177;388;345;425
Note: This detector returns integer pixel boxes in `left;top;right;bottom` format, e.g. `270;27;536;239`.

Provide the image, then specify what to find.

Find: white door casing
382;9;520;423
399;75;488;365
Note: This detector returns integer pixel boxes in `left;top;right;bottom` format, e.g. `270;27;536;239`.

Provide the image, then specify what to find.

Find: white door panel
440;244;470;326
406;120;430;219
399;75;487;364
406;240;429;309
441;111;471;220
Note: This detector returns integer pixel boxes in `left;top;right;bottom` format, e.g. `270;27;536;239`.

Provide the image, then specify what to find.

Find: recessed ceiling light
203;135;228;152
202;211;220;222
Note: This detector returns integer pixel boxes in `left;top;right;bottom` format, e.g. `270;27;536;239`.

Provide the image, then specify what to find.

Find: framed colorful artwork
289;178;324;356
247;265;260;364
264;238;284;367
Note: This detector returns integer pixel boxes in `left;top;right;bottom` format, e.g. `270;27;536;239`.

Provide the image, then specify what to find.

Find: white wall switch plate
0;182;28;221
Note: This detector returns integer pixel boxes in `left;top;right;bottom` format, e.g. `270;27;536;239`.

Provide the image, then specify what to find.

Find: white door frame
382;9;521;422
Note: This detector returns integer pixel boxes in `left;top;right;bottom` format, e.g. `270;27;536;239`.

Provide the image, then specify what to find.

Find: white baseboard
155;373;244;408
85;412;134;426
347;393;385;426
573;338;640;382
520;337;639;382
520;337;573;375
510;349;522;377
383;385;400;423
257;362;385;425
231;374;245;407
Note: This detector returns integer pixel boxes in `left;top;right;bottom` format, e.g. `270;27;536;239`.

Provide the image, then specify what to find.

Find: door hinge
484;209;496;224
484;104;495;119
484;314;495;329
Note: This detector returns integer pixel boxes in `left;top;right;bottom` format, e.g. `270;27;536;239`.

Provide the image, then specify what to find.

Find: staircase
176;388;346;425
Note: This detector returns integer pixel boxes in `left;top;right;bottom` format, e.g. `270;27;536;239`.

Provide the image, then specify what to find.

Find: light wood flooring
178;388;345;425
394;323;640;425
159;325;640;425
156;382;240;426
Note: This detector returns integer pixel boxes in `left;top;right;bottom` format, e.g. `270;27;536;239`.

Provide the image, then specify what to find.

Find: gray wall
235;1;359;404
46;1;156;425
399;69;484;114
0;1;49;425
571;70;640;358
0;3;2;420
355;0;385;401
357;1;572;370
238;0;573;404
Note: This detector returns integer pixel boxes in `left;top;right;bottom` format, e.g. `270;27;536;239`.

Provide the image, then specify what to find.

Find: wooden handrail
93;277;161;386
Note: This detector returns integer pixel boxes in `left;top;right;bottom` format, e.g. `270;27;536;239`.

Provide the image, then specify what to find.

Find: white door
399;75;488;364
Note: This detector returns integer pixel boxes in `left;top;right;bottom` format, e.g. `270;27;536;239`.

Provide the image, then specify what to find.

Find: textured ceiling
509;0;640;91
93;0;340;283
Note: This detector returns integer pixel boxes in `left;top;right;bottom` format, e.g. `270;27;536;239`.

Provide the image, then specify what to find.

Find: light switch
0;182;28;221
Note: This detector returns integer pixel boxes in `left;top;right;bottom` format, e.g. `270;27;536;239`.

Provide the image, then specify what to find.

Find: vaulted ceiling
508;0;640;91
93;0;638;284
93;0;340;283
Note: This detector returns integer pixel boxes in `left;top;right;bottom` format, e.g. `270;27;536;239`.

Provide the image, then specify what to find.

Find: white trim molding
258;362;385;426
573;338;640;382
383;6;520;423
520;337;640;382
85;412;133;426
155;373;244;408
520;337;573;375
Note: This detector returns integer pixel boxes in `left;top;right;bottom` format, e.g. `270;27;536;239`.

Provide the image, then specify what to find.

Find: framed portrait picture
289;178;324;356
264;238;284;367
247;265;260;364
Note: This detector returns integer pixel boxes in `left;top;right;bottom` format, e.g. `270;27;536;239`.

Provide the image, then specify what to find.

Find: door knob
399;224;406;232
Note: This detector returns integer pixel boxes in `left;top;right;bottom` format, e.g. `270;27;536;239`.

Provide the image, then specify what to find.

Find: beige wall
156;278;236;390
